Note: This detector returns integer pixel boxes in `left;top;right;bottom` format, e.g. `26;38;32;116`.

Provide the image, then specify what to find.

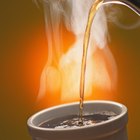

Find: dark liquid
39;111;116;129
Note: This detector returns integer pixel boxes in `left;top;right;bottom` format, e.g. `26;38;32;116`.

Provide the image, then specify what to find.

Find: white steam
106;3;140;30
37;0;117;101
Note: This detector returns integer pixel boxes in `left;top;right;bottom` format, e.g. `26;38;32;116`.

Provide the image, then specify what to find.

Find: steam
37;0;117;101
106;4;140;30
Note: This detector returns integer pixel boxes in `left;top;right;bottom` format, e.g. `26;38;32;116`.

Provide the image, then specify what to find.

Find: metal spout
103;0;140;16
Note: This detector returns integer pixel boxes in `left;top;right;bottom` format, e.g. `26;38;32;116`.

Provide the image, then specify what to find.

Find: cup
27;100;128;140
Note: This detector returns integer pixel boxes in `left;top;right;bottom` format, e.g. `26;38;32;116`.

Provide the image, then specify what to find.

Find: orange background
0;1;140;140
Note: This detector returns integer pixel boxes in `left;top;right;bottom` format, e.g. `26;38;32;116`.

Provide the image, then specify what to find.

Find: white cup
27;100;128;140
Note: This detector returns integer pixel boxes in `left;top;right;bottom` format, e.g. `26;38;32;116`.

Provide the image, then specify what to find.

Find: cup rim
27;100;127;132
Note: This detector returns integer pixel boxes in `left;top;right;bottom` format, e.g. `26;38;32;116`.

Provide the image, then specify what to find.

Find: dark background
0;1;140;140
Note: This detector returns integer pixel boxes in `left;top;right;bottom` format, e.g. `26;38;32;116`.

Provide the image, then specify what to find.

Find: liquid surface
79;0;103;123
39;111;116;129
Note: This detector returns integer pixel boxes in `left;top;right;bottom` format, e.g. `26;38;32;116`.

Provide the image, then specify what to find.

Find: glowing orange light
36;25;117;108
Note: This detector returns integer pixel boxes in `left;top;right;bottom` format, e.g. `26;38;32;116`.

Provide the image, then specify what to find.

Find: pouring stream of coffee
79;0;140;125
79;0;103;124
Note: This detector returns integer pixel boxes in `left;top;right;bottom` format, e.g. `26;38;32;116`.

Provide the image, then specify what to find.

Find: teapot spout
103;0;140;16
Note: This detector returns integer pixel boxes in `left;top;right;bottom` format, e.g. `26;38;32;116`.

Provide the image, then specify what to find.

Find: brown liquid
39;111;116;129
79;0;103;124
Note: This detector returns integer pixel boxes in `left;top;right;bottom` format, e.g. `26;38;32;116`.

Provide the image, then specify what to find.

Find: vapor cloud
37;0;117;101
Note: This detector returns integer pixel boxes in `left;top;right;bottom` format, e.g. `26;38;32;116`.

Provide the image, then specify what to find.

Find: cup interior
29;100;127;128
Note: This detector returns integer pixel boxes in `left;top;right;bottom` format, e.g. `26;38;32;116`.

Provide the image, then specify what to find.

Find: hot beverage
79;0;103;123
39;111;116;129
